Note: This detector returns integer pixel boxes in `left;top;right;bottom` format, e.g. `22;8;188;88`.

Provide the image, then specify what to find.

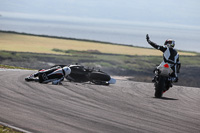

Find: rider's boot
169;77;178;83
167;77;178;88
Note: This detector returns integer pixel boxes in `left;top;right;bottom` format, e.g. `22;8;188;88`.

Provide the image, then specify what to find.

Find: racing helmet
164;39;175;48
63;66;71;76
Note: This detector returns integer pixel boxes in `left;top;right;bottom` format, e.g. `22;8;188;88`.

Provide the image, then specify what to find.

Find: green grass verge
0;64;33;70
0;125;23;133
1;49;200;72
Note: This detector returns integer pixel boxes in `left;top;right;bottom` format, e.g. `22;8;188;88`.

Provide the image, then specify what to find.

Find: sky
0;0;200;52
1;0;200;25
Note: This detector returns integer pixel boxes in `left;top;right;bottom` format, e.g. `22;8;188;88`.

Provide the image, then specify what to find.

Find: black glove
146;34;150;42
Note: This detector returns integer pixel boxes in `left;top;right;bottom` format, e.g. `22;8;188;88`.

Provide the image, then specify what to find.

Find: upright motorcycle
153;62;180;98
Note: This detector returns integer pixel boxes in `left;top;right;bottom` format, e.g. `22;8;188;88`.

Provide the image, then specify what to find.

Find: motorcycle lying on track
153;62;180;98
52;64;116;85
25;66;67;84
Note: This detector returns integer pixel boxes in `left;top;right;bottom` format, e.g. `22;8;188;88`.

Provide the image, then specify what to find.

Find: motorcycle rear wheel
90;72;110;81
154;76;165;98
89;72;111;85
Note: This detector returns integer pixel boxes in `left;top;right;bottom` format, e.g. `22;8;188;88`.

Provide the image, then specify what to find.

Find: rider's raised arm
146;34;165;52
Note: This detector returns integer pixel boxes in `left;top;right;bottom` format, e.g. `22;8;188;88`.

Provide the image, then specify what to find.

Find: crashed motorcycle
52;64;116;85
153;62;180;98
25;66;68;85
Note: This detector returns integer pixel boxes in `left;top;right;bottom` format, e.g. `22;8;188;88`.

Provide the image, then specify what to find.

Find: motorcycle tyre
89;72;111;82
154;76;165;98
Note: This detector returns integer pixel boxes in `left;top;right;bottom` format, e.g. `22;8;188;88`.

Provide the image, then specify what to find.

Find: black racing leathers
147;39;180;78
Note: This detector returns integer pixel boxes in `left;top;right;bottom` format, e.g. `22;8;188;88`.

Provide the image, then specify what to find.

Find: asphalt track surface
0;69;200;133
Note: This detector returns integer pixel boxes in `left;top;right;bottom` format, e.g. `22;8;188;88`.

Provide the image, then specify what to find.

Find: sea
0;17;200;53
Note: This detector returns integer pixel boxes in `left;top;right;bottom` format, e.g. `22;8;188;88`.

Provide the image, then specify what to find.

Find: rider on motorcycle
146;34;181;83
27;66;71;85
